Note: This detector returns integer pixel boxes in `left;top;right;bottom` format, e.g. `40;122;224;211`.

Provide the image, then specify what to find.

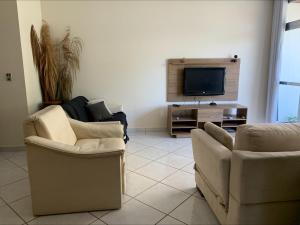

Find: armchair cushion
234;123;300;152
32;106;77;146
69;118;124;139
76;138;125;154
204;122;234;150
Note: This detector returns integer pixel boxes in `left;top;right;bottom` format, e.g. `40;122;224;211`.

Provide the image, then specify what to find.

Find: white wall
17;0;43;114
41;0;273;128
0;0;42;147
287;2;300;22
0;0;29;146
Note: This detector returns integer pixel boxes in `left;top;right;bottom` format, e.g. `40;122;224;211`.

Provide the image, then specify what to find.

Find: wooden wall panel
167;58;241;102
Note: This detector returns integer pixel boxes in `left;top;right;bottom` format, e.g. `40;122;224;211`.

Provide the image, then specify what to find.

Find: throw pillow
86;101;112;121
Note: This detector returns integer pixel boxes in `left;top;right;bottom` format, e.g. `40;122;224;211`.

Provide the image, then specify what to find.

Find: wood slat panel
167;58;241;102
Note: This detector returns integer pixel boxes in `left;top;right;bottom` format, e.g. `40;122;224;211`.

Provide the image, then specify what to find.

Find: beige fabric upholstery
194;166;227;225
234;123;300;152
192;129;231;208
87;121;120;125
227;196;300;225
23;105;126;215
28;105;77;145
192;124;300;225
230;150;300;204
204;122;234;150
25;137;123;215
69;118;123;139
76;138;125;154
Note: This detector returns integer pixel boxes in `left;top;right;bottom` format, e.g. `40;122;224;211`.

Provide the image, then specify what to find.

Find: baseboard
128;128;167;134
0;145;26;152
145;128;168;132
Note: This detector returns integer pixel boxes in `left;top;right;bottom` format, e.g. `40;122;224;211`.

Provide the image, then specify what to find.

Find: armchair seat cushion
76;138;125;154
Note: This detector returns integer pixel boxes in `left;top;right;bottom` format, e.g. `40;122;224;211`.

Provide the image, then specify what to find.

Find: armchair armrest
25;136;80;154
192;129;232;206
87;121;120;125
230;150;300;205
25;136;123;158
69;119;124;139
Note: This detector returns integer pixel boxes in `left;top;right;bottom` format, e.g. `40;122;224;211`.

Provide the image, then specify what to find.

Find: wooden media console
168;104;248;138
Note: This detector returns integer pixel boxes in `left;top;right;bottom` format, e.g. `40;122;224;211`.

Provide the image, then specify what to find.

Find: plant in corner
30;21;82;105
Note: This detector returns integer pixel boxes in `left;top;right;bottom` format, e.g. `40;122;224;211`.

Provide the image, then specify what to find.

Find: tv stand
167;104;248;138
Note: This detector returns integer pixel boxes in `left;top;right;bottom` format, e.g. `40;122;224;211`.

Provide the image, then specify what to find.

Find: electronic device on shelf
172;104;181;107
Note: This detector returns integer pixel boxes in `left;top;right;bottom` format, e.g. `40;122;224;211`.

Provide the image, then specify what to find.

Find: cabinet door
197;109;223;122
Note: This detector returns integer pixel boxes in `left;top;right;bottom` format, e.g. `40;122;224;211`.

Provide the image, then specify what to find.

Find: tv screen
183;67;225;96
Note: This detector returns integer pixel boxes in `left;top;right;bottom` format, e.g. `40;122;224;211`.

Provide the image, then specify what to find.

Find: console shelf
172;116;197;122
168;104;248;138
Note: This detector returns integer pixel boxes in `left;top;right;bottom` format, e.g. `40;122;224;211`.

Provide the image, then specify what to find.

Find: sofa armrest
192;129;232;206
69;119;124;139
25;136;123;158
25;136;79;153
106;102;123;113
87;121;121;125
204;122;234;150
230;150;300;205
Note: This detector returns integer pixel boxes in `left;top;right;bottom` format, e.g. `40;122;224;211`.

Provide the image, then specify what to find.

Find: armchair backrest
234;123;300;152
24;105;77;145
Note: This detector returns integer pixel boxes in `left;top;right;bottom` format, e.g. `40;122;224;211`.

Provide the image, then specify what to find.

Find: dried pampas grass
57;28;82;100
30;21;82;102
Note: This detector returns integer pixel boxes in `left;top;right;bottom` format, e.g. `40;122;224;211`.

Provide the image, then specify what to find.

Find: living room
0;0;299;225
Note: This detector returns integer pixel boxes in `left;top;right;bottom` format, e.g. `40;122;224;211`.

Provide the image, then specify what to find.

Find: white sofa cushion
32;105;77;146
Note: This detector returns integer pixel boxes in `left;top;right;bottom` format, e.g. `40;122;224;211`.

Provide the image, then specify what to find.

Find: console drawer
197;109;223;122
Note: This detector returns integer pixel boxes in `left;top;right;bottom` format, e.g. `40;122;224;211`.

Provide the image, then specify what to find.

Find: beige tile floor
0;131;219;225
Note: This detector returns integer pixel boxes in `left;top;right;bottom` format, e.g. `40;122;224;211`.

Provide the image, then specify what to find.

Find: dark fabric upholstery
61;96;129;143
61;103;78;119
69;96;90;122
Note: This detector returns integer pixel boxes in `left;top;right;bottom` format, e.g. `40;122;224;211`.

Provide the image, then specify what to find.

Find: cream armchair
23;105;126;216
192;122;300;225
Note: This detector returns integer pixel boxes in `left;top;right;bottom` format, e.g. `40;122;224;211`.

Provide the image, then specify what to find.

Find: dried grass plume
30;21;82;102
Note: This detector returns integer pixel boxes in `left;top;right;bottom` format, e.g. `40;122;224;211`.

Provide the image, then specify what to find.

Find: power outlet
6;73;12;81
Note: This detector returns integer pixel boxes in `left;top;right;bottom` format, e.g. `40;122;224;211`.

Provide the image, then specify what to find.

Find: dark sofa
61;96;129;143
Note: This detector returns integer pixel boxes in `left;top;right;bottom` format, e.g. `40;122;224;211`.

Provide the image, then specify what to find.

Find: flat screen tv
183;67;225;96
